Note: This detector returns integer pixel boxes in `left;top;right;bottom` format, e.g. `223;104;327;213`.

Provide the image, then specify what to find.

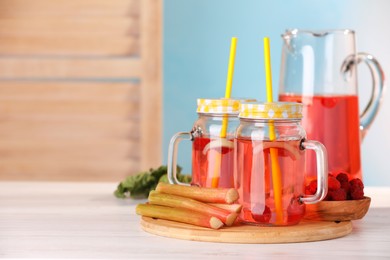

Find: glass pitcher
278;29;385;182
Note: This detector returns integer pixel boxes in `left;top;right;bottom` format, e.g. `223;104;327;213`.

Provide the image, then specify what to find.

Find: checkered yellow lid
239;102;303;119
197;98;242;114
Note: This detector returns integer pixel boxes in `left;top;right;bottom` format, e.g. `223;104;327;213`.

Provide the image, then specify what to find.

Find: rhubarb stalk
136;203;224;229
155;182;239;204
149;191;238;226
208;203;243;213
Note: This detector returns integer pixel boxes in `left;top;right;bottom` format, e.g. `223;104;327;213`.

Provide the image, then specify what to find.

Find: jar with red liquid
168;98;244;188
235;102;328;226
279;29;385;182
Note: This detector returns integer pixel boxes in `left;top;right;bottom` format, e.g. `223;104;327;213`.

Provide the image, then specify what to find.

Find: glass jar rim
239;102;303;119
197;98;254;114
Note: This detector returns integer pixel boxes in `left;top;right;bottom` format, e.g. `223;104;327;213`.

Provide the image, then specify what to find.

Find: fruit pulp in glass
192;136;234;188
235;138;305;226
279;94;362;181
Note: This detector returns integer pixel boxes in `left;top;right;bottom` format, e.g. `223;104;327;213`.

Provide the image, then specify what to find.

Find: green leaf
113;165;191;199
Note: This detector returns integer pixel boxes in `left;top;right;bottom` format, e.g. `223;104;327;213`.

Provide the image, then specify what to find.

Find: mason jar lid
197;98;252;114
239;102;303;119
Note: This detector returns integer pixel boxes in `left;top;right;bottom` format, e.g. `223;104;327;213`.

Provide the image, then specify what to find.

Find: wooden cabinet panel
0;0;162;181
0;58;142;78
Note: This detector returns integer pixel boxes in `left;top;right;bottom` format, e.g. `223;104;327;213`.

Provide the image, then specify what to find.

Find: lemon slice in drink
202;139;234;155
253;141;301;160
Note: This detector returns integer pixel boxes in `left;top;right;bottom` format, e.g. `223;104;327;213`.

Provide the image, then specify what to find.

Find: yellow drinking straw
211;37;237;188
264;37;283;224
221;36;237;137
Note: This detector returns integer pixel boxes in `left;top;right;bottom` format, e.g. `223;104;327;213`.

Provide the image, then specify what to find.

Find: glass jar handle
167;132;192;186
357;52;385;140
300;140;328;204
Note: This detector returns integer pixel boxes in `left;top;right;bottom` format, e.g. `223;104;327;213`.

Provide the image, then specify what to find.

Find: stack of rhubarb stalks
136;183;242;229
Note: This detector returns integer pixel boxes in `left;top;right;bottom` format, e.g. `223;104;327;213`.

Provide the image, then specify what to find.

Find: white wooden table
0;182;389;258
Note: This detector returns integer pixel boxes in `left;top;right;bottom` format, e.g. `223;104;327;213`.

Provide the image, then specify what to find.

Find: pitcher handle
300;140;328;204
167;132;193;186
357;52;386;140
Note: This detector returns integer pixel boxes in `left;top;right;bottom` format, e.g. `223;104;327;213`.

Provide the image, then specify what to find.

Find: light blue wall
163;0;390;186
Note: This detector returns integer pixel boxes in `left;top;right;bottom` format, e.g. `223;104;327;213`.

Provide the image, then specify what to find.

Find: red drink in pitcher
235;138;305;226
192;136;235;188
279;94;362;180
279;30;385;184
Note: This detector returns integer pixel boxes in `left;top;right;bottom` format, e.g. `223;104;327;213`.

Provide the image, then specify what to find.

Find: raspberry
350;178;364;189
350;187;364;200
306;179;317;195
306;175;360;201
350;185;364;200
328;188;347;201
336;172;349;183
340;181;350;195
249;205;271;223
328;175;341;191
348;178;364;200
324;192;332;201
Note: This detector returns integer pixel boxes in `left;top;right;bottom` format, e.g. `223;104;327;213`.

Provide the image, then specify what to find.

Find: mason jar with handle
279;29;385;181
235;102;328;226
168;98;243;188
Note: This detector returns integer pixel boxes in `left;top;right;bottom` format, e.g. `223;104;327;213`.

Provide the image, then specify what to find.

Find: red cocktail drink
235;138;305;226
279;94;361;181
192;136;234;188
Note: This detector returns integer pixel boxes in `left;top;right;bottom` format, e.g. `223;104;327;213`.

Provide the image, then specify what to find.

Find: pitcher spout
281;29;298;52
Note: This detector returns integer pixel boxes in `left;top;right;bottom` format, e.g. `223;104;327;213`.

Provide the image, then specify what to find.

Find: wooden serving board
140;216;352;244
